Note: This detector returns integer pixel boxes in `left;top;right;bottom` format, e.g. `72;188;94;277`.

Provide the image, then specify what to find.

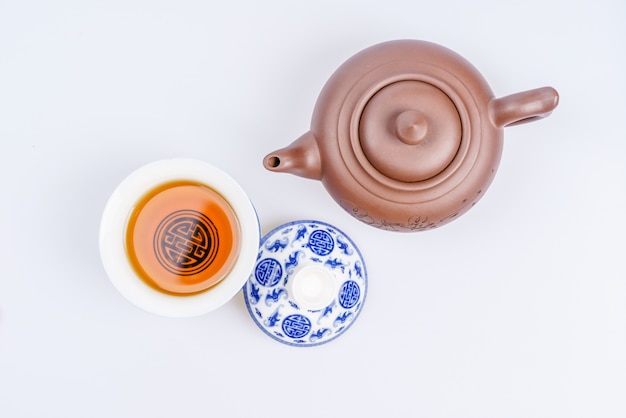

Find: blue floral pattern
243;220;367;347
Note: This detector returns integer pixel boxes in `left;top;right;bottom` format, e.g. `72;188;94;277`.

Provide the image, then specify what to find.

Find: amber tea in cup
125;180;241;295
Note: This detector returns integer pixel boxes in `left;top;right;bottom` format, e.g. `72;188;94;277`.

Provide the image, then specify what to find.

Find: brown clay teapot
263;40;559;231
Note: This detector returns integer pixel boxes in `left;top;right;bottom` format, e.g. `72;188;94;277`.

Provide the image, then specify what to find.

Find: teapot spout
263;131;322;180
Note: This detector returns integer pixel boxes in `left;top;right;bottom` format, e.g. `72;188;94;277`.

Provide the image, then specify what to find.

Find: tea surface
125;181;241;295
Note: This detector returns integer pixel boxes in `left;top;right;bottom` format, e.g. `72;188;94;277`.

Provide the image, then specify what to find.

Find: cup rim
99;158;260;317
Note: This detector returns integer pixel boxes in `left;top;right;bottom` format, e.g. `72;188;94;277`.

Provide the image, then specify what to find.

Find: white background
1;0;625;417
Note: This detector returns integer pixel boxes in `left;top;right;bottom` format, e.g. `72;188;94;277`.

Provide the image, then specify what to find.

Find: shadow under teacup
99;158;260;317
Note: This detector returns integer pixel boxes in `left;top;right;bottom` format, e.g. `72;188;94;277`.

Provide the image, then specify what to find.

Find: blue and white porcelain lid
243;220;367;347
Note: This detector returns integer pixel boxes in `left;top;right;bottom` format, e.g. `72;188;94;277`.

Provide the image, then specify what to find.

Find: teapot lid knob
359;80;462;183
394;110;429;145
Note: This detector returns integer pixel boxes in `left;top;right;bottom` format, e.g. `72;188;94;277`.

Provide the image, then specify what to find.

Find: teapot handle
489;87;559;128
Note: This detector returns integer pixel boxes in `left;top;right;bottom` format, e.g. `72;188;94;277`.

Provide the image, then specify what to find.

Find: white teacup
99;158;260;317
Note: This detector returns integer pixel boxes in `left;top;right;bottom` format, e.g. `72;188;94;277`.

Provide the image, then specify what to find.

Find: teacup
99;158;260;317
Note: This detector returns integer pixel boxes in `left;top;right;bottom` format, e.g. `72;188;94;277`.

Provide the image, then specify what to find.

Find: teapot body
264;40;558;232
312;40;502;231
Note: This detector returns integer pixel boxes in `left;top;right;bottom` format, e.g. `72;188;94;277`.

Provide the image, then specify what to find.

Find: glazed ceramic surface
99;159;260;317
243;220;367;347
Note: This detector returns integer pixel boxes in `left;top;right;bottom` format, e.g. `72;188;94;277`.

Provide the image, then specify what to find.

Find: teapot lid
359;80;462;183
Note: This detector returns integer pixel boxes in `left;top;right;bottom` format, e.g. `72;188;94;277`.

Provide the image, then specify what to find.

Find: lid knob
394;110;429;145
289;265;338;311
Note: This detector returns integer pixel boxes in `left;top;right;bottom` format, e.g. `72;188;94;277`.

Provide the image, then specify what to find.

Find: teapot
263;40;559;231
